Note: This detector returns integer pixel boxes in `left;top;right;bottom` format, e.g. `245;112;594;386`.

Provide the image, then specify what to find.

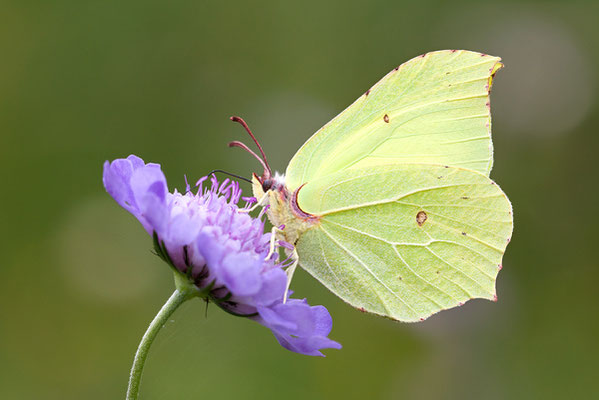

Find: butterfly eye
261;178;273;192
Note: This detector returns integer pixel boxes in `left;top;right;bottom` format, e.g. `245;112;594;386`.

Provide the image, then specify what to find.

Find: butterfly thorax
251;174;319;245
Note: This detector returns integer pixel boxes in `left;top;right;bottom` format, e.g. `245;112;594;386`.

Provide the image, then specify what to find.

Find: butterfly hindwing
294;164;513;322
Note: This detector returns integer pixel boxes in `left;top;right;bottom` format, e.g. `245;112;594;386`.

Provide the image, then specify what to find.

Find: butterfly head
251;171;286;202
260;177;274;192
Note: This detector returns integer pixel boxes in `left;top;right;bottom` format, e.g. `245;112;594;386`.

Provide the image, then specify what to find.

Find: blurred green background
1;0;598;398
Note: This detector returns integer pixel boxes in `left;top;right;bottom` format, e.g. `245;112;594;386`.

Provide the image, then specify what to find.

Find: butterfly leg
265;225;285;261
263;225;298;303
283;248;299;303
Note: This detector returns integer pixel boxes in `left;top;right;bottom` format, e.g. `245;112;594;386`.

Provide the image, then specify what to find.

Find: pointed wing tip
406;50;503;92
488;59;504;91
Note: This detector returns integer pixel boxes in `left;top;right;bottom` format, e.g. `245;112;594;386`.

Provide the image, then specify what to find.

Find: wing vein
319;182;496;216
424;246;491;296
392;245;458;304
319;224;418;315
429;218;505;252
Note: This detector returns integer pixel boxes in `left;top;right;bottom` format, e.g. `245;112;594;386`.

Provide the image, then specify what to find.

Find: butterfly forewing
285;50;502;192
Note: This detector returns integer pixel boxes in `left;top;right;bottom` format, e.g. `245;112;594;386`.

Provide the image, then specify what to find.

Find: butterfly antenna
207;169;252;184
229;116;272;175
228;141;271;178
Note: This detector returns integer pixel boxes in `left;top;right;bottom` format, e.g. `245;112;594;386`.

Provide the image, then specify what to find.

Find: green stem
126;287;194;400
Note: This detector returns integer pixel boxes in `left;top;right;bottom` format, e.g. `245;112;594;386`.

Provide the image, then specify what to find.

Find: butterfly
230;50;513;322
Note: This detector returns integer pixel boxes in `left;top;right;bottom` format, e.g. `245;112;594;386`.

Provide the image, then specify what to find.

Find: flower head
103;155;341;356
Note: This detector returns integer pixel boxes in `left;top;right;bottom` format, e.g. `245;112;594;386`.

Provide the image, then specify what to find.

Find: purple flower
103;155;341;356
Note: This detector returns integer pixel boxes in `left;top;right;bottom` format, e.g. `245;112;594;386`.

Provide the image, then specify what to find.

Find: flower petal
272;331;342;357
103;158;138;215
126;154;145;169
130;164;167;205
130;164;168;235
168;212;202;246
251;267;287;306
256;306;298;332
255;299;341;356
217;252;263;297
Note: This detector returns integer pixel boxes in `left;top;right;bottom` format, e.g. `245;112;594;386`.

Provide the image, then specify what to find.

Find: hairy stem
126;288;194;400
